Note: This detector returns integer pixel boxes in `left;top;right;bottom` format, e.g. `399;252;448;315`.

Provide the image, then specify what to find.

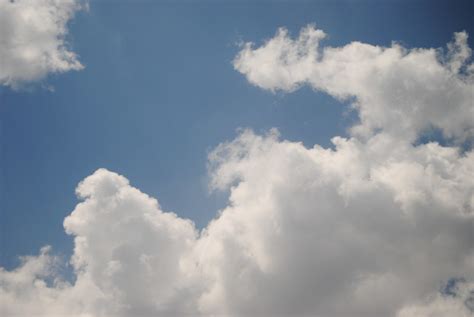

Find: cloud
201;129;474;316
397;280;474;317
0;0;85;89
1;169;201;316
1;25;474;316
234;25;474;143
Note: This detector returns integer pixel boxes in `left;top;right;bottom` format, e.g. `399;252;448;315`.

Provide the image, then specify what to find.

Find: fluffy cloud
0;0;84;88
234;25;474;142
201;130;474;316
1;25;474;316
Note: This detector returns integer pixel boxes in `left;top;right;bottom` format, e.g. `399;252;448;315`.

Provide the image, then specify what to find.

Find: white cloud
0;0;85;89
234;25;474;142
1;25;474;316
200;130;474;316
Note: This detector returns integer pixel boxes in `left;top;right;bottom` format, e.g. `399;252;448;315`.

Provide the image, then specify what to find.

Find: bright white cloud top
234;25;474;143
0;0;84;88
1;25;473;317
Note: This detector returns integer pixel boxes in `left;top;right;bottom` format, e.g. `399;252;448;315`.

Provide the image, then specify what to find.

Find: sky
0;0;473;316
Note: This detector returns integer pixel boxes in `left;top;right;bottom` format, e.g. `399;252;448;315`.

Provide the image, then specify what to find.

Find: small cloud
0;0;86;90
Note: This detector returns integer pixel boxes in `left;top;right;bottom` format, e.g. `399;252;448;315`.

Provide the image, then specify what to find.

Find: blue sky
1;0;473;269
1;1;474;316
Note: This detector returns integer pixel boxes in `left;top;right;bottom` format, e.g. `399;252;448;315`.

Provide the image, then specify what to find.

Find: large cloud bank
0;0;84;88
1;26;473;317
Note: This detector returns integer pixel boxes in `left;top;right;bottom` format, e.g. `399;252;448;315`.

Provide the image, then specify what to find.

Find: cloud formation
234;25;474;142
1;25;474;316
0;0;84;88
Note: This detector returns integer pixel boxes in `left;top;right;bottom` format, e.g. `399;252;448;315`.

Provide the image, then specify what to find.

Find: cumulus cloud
1;25;474;316
234;25;474;142
0;0;85;89
201;130;474;316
